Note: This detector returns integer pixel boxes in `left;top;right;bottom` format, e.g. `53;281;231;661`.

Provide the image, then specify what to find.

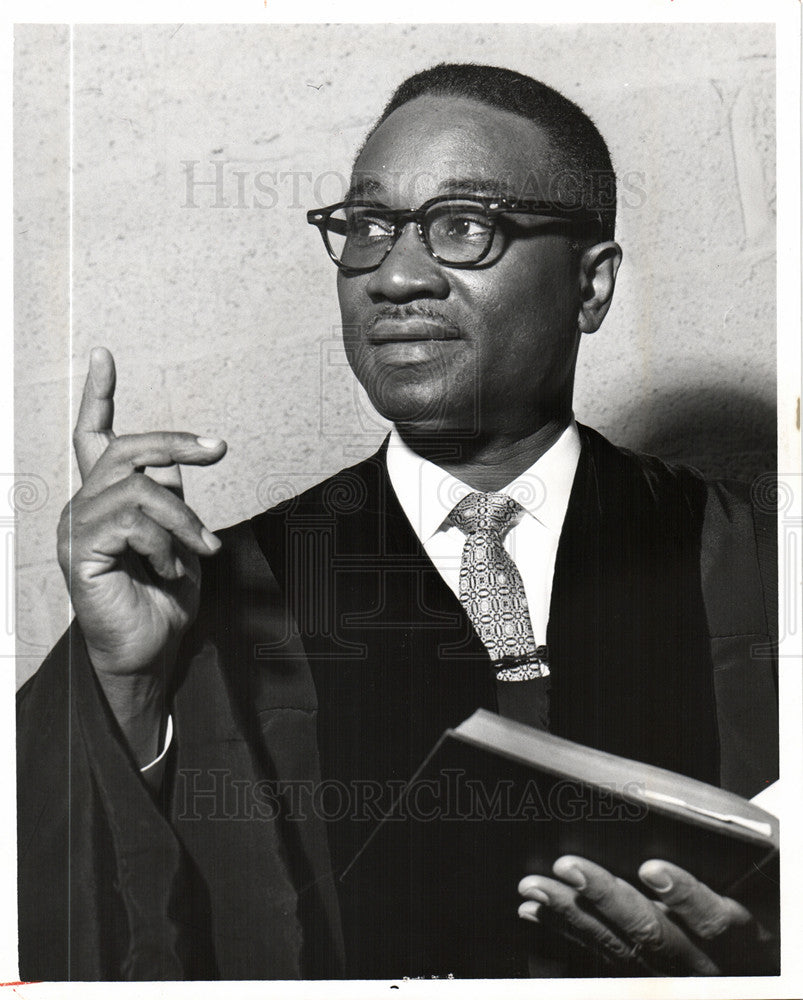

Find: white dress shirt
140;714;173;778
386;421;581;645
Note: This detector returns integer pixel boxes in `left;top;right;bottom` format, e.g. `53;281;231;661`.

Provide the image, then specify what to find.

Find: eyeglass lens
325;201;498;269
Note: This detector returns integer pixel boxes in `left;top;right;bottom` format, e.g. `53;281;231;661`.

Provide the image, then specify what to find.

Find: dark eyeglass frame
306;194;604;275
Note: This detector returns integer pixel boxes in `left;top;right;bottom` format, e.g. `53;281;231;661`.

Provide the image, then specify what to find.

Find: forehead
352;94;556;203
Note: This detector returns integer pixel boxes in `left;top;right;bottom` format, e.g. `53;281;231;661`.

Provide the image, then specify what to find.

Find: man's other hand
518;855;779;976
57;347;227;765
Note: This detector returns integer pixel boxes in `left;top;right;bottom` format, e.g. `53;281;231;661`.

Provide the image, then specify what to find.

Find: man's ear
577;241;622;334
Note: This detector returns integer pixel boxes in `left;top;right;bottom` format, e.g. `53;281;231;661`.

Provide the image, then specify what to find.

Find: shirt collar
386;420;581;544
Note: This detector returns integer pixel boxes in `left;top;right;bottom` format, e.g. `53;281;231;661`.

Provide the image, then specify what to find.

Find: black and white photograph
8;7;802;995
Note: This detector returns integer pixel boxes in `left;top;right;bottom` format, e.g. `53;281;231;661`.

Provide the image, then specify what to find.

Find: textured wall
15;23;776;686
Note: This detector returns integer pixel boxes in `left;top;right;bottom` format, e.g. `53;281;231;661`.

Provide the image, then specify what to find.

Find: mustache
365;305;462;337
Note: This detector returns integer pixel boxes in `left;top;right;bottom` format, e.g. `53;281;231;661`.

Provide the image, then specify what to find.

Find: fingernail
519;902;541;924
521;887;550;905
201;528;221;552
559;865;586;891
197;436;223;449
174;556;185;578
89;348;104;387
641;870;673;893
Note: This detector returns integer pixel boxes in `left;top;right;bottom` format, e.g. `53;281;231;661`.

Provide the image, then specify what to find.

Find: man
17;64;778;980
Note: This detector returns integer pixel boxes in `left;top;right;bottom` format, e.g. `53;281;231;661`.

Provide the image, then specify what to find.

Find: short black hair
362;62;616;240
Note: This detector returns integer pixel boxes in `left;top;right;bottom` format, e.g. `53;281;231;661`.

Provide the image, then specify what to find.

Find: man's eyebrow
344;176;521;202
437;177;517;198
345;176;384;201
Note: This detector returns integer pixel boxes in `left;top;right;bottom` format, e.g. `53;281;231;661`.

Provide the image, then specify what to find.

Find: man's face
337;95;587;440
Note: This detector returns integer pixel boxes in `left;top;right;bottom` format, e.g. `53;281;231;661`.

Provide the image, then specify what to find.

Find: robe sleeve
16;520;341;981
701;479;778;797
17;623;190;980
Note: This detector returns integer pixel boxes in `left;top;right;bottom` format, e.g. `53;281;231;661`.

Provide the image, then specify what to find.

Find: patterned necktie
449;492;549;681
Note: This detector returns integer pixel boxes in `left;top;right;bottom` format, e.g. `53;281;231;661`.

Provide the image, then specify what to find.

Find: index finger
74;346;116;481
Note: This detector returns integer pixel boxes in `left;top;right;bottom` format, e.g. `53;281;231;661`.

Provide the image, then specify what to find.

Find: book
341;709;779;978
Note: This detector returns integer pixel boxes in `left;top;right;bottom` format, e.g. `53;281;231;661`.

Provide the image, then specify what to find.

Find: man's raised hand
57;347;227;765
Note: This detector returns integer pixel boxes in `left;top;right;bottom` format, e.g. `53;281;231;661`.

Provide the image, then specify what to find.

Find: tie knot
449;491;523;536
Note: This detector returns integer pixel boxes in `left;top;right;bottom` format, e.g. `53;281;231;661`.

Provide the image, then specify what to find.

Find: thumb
145;462;184;497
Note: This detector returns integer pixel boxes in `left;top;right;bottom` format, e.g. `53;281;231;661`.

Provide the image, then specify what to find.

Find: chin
371;396;445;428
368;391;478;438
360;373;440;424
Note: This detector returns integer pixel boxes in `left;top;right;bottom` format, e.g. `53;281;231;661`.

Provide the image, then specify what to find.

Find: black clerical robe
17;426;777;980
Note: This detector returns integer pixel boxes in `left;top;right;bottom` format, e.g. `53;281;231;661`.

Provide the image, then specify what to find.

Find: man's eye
347;214;393;241
438;214;493;241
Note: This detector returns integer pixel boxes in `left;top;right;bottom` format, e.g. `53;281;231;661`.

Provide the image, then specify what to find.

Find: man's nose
364;223;450;303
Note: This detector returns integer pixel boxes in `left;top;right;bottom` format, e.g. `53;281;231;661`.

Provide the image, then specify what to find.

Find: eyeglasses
306;195;603;275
